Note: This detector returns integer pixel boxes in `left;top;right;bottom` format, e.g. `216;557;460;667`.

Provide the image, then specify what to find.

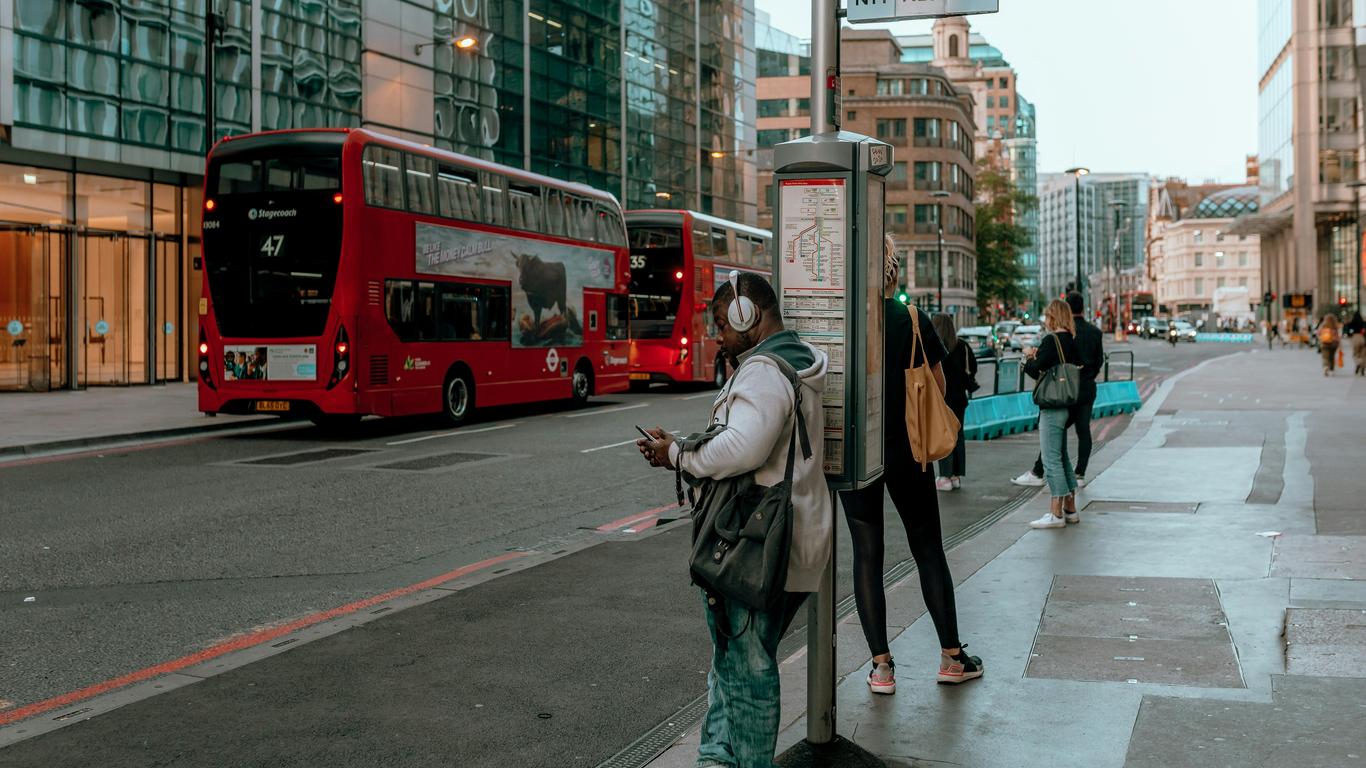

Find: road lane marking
597;504;679;532
580;428;681;454
0;551;529;727
385;423;516;446
564;403;648;418
678;391;719;400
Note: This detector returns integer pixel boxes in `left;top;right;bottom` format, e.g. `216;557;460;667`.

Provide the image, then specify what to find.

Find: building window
757;129;791;147
889;161;908;188
1194;251;1203;267
847;111;857;121
913;117;941;147
1322;97;1357;133
986;95;996;108
914;161;941;190
999;95;1009;109
1193;230;1203;244
1239;277;1248;287
986;116;995;132
1320;149;1358;183
1195;277;1204;295
758;98;787;118
1215;250;1225;267
1239;251;1248;267
908;78;928;95
949;35;960;58
876;118;907;141
876;79;904;96
914;251;936;287
1322;46;1355;80
795;98;810;117
913;204;939;234
1217;277;1226;288
1320;0;1352;26
1215;230;1224;242
886;204;908;233
998;77;1008;88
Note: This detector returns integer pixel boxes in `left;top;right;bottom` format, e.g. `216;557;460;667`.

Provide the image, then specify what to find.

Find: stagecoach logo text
422;238;495;269
248;208;298;221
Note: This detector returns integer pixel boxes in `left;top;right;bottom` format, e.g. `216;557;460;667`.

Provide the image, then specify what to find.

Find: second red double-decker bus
625;210;772;390
197;128;632;426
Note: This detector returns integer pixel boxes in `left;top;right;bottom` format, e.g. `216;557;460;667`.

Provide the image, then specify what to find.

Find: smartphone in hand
635;425;654;440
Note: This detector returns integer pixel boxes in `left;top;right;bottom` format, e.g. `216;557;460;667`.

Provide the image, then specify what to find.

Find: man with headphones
636;270;831;768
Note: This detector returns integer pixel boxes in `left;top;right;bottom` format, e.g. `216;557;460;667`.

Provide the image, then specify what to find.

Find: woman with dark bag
837;236;984;696
1024;299;1080;529
932;312;976;492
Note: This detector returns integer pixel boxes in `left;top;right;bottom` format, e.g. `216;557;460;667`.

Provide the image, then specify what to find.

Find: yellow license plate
254;400;291;413
629;373;651;381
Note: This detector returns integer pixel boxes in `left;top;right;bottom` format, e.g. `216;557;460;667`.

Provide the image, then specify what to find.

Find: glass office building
0;0;755;391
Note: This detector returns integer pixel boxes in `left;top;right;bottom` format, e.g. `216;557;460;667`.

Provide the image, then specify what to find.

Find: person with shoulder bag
1319;314;1342;376
837;236;983;697
932;312;976;492
1025;299;1082;529
636;270;830;768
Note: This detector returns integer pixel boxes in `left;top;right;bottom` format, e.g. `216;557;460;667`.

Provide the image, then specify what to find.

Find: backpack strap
749;352;811;463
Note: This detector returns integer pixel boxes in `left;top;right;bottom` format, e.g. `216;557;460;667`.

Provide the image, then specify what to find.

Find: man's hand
636;427;677;470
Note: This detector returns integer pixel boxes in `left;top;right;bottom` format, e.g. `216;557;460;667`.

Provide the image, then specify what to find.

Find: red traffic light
1339;297;1348;305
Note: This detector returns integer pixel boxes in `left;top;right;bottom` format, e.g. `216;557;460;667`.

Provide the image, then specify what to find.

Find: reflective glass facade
623;0;696;210
1258;0;1295;202
258;0;363;134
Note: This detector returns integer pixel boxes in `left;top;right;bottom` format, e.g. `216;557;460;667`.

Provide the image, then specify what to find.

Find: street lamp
1348;179;1366;314
415;34;479;55
1065;167;1090;306
931;189;951;314
1109;199;1129;334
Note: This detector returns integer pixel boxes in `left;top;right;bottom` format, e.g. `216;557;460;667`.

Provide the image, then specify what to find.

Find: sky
754;0;1259;184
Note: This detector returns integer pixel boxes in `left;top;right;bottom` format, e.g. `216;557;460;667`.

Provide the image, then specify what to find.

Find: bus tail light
198;326;215;390
333;193;343;204
327;325;351;390
674;270;684;280
204;198;216;211
680;336;688;346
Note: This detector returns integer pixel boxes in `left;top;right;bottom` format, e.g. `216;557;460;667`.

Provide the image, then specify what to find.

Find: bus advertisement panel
197;128;631;427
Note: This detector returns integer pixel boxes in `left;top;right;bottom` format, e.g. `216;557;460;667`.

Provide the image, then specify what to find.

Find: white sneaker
935;477;954;492
951;477;962;490
1075;474;1087;488
1065;510;1080;524
1029;511;1066;529
1011;471;1046;487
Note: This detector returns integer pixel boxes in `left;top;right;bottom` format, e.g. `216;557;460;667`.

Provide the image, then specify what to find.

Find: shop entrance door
0;224;66;391
153;237;181;382
79;231;149;386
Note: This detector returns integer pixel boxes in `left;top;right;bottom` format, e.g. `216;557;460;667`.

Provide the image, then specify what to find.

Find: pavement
5;343;1345;767
0;383;278;458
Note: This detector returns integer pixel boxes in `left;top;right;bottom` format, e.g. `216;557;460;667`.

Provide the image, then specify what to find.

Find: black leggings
839;462;960;656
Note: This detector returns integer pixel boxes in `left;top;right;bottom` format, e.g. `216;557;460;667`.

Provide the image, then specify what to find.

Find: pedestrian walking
1318;314;1341;376
1345;311;1366;376
932;312;976;492
839;236;983;697
1010;292;1103;488
636;270;831;768
1025;300;1081;529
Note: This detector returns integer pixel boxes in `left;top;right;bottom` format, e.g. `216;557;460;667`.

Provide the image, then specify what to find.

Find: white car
1011;324;1041;350
1173;320;1198;342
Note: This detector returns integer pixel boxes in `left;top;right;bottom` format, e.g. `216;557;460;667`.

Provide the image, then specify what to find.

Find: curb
0;417;302;462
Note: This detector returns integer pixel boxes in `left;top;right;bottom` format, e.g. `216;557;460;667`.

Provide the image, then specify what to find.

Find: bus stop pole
806;0;838;748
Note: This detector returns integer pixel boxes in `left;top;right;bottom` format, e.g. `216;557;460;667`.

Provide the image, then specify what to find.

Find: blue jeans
1038;406;1077;498
696;591;807;768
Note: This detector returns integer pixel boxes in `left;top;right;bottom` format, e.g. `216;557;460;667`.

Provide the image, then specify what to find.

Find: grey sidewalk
647;347;1366;767
0;384;276;457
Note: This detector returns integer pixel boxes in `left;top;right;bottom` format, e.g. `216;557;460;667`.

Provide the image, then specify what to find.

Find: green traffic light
897;293;909;304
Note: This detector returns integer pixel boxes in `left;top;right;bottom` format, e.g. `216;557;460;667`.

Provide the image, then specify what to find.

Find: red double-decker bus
197;128;631;426
625;210;772;390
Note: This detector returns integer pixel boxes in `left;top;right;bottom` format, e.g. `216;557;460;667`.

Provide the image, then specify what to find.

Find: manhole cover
1083;501;1198;513
374;452;497;472
241;448;377;466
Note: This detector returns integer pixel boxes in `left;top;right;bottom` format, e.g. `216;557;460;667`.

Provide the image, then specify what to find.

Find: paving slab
1290;578;1366;608
1284;607;1366;678
1123;675;1366;768
1271;535;1366;580
1081;446;1260;504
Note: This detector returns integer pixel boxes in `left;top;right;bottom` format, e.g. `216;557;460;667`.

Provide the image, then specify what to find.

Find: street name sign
847;0;998;23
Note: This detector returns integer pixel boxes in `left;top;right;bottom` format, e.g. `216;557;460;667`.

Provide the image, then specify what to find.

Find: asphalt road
0;336;1231;765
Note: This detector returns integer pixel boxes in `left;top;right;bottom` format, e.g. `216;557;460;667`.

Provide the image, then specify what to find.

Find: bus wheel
443;369;474;425
571;361;593;406
713;355;728;388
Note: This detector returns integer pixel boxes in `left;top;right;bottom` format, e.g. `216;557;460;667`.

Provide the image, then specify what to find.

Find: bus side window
595;205;625;246
437;283;481;341
692;228;711;260
483;285;510;340
734;233;753;268
604;294;628;341
573;196;596;241
751;236;769;269
415;282;438;341
405;153;436;215
545;189;566;237
509;183;542;233
385;279;417;340
481;172;507;227
362;145;404;209
710;228;730;263
437;166;480;221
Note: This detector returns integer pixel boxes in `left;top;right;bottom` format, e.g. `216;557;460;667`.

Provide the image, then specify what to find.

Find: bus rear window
214;155;340;194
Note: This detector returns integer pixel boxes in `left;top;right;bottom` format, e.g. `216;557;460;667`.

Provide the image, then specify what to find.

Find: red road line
596;504;677;532
626;517;664;533
0;551;528;727
1095;417;1119;444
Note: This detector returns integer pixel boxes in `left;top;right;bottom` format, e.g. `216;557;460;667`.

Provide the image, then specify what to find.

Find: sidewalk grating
371;452;501;472
1082;501;1199;514
238;448;376;466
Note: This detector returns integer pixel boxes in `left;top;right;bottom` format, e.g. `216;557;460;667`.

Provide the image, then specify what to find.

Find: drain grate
373;452;497;472
1083;501;1199;514
241;448;377;466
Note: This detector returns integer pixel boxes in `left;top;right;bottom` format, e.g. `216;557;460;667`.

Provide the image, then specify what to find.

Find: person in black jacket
1024;299;1082;528
932;312;976;491
1011;291;1104;488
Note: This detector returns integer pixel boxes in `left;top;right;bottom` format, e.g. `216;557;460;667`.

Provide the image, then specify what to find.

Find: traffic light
1340;296;1348;306
897;287;909;304
1263;290;1274;305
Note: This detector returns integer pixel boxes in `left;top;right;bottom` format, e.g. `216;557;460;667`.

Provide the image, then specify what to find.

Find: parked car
1011;324;1042;350
1173;320;1197;342
993;320;1020;349
958;326;997;360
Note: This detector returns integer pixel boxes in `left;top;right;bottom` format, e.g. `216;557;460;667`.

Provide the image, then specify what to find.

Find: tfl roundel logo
248;208;259;220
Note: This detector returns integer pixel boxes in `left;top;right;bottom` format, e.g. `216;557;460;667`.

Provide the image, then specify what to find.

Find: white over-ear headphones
727;270;759;333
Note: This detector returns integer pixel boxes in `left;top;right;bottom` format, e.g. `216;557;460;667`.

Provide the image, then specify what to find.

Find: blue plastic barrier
963;380;1143;440
1194;332;1254;343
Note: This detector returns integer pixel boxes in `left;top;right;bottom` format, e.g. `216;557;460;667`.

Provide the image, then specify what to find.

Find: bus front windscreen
203;149;343;338
628;225;684;340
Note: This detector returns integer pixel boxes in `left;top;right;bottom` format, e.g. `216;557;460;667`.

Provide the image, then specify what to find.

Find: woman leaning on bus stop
837;236;984;696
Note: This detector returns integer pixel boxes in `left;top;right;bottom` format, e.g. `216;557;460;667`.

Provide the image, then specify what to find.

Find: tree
974;160;1034;319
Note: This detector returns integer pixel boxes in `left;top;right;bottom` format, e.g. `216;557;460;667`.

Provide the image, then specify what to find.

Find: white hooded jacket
668;331;832;593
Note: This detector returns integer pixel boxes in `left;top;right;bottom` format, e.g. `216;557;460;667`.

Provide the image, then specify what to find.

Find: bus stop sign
847;0;998;24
